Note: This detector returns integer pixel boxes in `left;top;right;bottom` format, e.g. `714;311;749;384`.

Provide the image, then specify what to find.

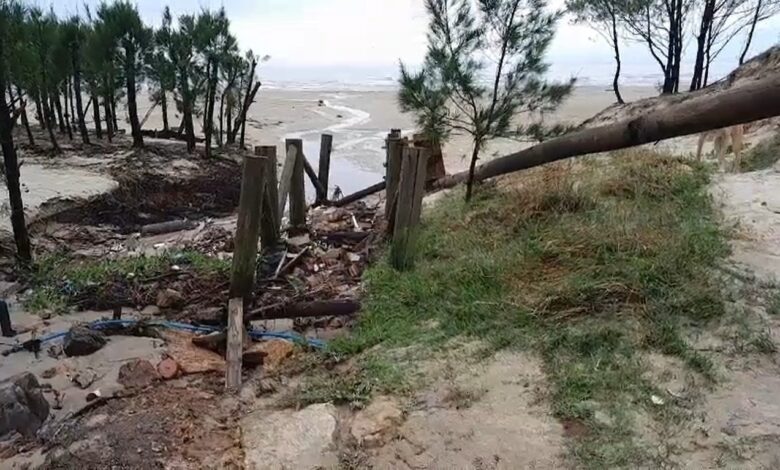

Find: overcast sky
53;0;780;85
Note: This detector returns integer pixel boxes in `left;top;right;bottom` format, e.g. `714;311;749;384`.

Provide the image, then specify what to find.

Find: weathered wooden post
256;146;280;248
286;138;307;230
384;130;403;233
390;146;430;270
302;156;328;203
226;298;244;392
318;134;333;202
226;153;266;392
278;142;297;221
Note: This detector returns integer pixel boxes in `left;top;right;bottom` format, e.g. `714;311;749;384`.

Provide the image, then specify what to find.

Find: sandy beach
134;84;657;197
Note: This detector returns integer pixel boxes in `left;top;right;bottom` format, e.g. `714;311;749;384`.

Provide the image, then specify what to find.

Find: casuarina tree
0;0;32;264
399;0;573;201
98;1;151;148
566;0;625;103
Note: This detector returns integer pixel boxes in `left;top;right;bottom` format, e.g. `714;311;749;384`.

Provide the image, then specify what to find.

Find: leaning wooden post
256;146;280;248
390;146;429;270
318;134;333;202
384;130;403;233
226;154;265;392
286;138;307;230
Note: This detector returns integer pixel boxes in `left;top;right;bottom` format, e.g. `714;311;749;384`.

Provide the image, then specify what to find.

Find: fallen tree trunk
247;300;360;321
434;74;780;190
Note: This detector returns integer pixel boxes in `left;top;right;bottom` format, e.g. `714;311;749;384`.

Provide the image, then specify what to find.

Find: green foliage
398;0;574;199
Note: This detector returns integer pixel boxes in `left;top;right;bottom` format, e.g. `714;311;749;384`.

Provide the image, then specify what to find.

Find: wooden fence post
286;138;307;230
225;297;244;392
390;146;429;270
384;130;403;232
278;142;298;222
256;145;280;248
318;134;333;202
229;154;266;299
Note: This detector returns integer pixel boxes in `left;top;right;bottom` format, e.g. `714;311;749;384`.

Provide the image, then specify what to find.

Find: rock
117;359;159;389
72;369;97;389
0;373;50;438
157;358;180;380
63;325;106;357
256;340;295;370
350;396;403;448
156;288;184;309
242;403;338;469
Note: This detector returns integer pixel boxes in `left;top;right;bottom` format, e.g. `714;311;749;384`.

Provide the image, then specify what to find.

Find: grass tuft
739;132;780;172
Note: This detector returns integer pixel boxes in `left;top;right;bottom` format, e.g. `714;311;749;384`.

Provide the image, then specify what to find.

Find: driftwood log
248;300;360;321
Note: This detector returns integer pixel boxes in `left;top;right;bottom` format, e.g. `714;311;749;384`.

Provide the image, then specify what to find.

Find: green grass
319;151;736;468
23;250;230;313
739;132;780;172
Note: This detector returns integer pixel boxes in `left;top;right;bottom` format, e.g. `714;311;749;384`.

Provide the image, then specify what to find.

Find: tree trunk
73;57;90;144
218;90;225;147
204;60;218;158
434;74;780;190
91;93;103;139
690;0;714;91
237;57;258;148
610;12;624;104
15;87;34;146
124;45;143;148
53;93;66;134
178;68;196;153
67;78;76;132
40;91;60;153
0;42;33;264
62;85;73;141
33;92;44;129
226;101;233;144
160;89;169;132
465;141;482;201
103;89;114;142
740;0;762;65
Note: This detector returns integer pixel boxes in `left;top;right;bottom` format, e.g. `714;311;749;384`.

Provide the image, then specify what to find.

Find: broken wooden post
390;146;430;271
286;138;307;230
256;146;280;248
278;142;297;221
225;297;243;392
229;154;266;299
318;134;333;202
385;130;404;232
